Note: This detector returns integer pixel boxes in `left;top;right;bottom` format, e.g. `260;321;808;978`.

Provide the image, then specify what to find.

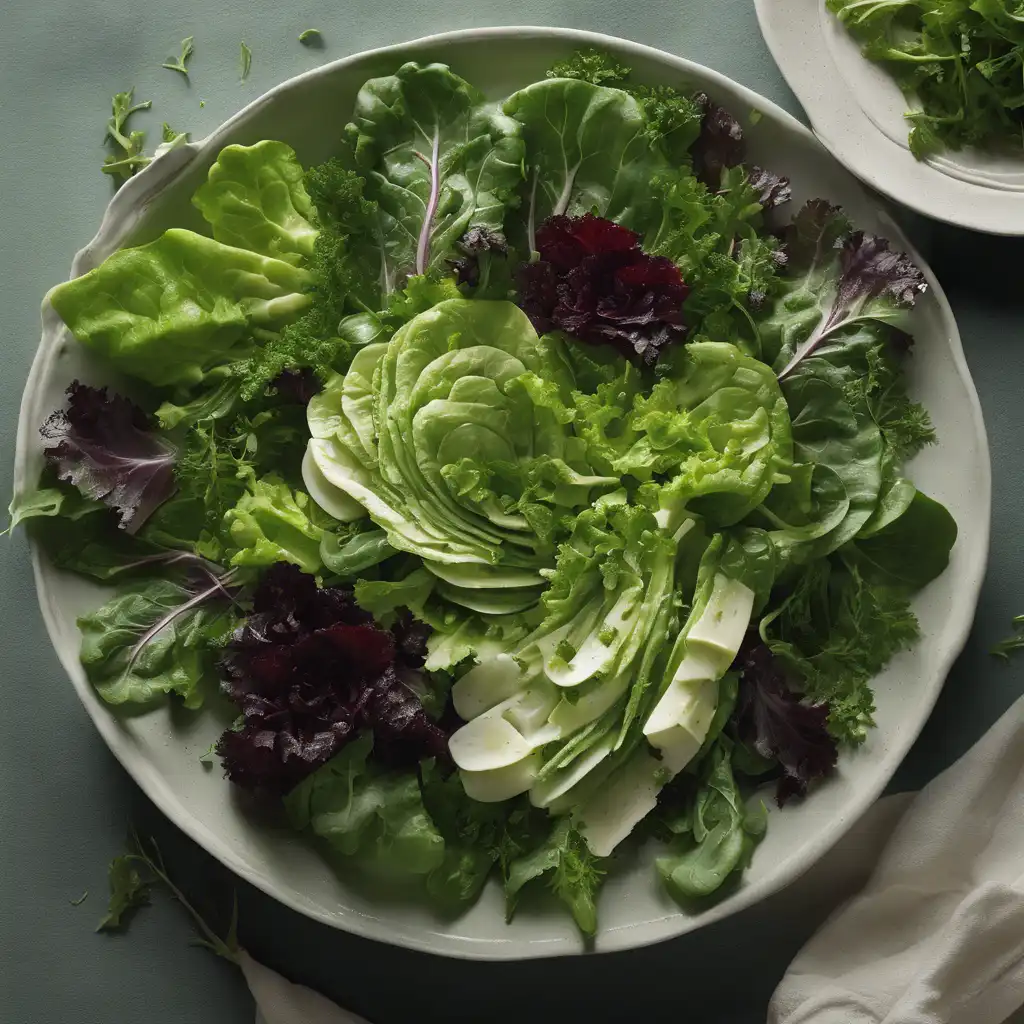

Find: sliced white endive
544;582;643;688
451;653;526;720
300;444;366;522
685;574;756;675
579;573;756;857
424;561;545;590
547;671;630;735
448;713;535;772
449;686;559;773
529;731;617;809
461;752;543;803
642;648;722;740
643;678;719;754
435;580;542;615
579;751;666;858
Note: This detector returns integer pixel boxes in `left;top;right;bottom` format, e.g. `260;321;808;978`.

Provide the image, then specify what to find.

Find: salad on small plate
11;42;962;941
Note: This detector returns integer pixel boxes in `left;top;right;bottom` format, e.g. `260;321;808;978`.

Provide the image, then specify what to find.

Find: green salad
828;0;1024;159
10;50;957;935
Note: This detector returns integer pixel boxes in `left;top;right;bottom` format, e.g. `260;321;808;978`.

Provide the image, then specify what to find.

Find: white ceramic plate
14;26;990;958
755;0;1024;235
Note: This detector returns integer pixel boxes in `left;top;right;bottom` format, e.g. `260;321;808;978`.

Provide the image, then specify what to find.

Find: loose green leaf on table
102;88;152;184
162;36;195;79
993;615;1024;660
96;855;151;932
239;42;252;82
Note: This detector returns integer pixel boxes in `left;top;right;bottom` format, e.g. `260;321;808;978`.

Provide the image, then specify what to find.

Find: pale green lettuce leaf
48;228;313;387
192;141;317;265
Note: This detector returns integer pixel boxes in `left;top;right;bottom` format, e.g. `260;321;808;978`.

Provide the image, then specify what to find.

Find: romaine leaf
192;141;317;265
48;229;313;387
41;382;176;534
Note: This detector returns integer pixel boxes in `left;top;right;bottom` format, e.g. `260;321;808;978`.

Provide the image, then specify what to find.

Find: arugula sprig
992;615;1024;659
102;89;153;183
97;828;240;963
162;36;195;79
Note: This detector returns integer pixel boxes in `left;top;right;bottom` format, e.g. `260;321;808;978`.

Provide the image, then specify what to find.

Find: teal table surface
2;2;1022;1022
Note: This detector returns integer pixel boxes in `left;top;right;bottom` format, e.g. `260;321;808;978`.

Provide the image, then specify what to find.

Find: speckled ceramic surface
755;0;1024;235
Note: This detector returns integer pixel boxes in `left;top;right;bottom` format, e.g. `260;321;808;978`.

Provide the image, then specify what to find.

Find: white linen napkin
769;695;1024;1024
242;951;370;1024
239;696;1024;1024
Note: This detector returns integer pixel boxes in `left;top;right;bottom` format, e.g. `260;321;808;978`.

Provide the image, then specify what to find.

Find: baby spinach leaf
504;78;646;236
852;489;957;589
348;62;524;285
78;577;236;708
656;740;763;899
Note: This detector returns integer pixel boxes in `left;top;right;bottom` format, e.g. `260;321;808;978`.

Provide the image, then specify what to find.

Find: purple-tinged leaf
519;213;689;365
691;93;746;189
41;382;176;534
747;166;792;209
772;201;927;380
215;563;446;796
733;638;838;806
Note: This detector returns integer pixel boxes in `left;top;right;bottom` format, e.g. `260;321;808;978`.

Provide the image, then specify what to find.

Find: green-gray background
1;2;1021;1021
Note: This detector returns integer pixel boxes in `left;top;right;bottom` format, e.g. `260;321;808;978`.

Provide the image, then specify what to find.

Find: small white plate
14;26;990;957
755;0;1024;235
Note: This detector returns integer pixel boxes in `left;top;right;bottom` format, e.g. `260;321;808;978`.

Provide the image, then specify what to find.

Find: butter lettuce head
304;298;618;595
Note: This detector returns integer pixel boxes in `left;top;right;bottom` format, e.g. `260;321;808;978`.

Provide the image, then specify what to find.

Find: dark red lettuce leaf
748;166;793;209
447;226;509;288
520;213;689;365
41;382;176;534
733;638;838;806
691;93;746;189
216;563;447;796
690;96;792;213
270;367;323;405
